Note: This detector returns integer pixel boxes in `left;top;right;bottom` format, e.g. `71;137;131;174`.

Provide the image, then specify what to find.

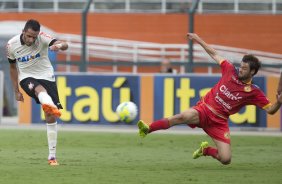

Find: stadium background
1;13;282;53
1;2;282;184
0;0;281;130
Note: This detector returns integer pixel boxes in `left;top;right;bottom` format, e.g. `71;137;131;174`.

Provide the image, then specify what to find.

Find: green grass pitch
0;128;281;184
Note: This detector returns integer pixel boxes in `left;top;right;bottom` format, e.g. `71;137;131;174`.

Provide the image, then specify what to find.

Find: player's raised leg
137;108;200;137
36;85;61;118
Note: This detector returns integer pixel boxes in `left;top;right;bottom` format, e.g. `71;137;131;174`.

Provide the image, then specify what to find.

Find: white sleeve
39;32;56;46
6;42;15;60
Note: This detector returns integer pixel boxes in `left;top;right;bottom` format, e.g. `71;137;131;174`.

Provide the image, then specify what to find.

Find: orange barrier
140;75;154;123
18;88;31;124
267;76;280;128
1;13;282;54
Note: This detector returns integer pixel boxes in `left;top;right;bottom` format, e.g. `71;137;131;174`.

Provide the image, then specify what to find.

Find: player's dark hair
242;54;261;76
23;19;41;32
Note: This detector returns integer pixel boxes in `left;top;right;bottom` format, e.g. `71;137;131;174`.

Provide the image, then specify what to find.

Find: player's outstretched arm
265;93;282;115
187;33;225;65
9;63;24;102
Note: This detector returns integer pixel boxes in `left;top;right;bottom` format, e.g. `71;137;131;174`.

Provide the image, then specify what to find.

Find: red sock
149;118;170;133
203;147;218;159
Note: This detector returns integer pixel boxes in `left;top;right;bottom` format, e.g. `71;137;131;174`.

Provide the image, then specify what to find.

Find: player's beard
238;73;252;82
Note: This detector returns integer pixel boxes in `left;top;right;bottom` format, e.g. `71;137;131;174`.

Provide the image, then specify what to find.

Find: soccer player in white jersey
6;19;68;166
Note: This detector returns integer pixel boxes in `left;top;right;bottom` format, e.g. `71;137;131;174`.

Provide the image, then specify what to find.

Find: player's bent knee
219;156;231;165
34;85;47;96
220;159;231;165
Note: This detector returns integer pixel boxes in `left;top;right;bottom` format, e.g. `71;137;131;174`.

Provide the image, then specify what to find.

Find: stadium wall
0;13;282;53
18;74;281;129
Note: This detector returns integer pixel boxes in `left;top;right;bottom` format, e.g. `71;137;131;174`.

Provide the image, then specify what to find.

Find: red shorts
191;102;231;144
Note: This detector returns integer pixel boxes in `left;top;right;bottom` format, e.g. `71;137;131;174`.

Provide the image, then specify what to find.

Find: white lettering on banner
215;92;232;110
219;85;242;101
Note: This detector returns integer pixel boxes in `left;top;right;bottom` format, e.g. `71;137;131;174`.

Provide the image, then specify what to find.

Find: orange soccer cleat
42;104;61;118
48;157;59;166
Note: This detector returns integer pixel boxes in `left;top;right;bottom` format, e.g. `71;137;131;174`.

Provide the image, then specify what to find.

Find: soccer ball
116;101;138;123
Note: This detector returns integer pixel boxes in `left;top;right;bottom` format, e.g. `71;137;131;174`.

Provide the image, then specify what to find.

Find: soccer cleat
42;104;61;118
192;141;209;159
137;120;149;138
48;157;59;166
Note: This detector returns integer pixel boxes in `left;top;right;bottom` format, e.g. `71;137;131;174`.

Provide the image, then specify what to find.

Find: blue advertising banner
31;73;267;127
32;74;140;124
154;75;267;127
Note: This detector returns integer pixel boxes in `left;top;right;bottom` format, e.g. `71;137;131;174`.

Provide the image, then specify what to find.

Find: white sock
38;92;55;106
47;122;58;160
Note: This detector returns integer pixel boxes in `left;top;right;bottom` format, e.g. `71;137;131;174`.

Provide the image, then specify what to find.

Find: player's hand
187;33;200;41
49;43;62;51
15;91;24;102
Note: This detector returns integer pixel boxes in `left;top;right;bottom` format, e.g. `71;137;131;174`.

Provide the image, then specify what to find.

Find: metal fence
0;0;282;14
57;33;282;74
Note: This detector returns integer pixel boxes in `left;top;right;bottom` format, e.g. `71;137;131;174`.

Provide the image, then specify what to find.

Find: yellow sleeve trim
262;103;272;110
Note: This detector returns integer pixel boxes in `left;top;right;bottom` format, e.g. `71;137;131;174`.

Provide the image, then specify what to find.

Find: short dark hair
23;19;41;32
242;54;261;76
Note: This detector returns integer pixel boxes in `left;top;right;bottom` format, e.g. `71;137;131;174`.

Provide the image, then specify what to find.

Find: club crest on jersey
28;82;34;91
244;86;252;92
224;132;230;139
17;53;40;62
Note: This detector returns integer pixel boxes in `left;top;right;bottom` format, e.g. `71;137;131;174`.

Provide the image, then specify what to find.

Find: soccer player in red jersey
137;33;282;165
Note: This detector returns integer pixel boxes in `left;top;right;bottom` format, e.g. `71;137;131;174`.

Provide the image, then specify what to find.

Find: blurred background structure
0;0;281;130
0;0;282;14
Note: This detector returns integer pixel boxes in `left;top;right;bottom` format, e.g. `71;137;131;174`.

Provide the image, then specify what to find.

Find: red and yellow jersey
203;60;271;118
